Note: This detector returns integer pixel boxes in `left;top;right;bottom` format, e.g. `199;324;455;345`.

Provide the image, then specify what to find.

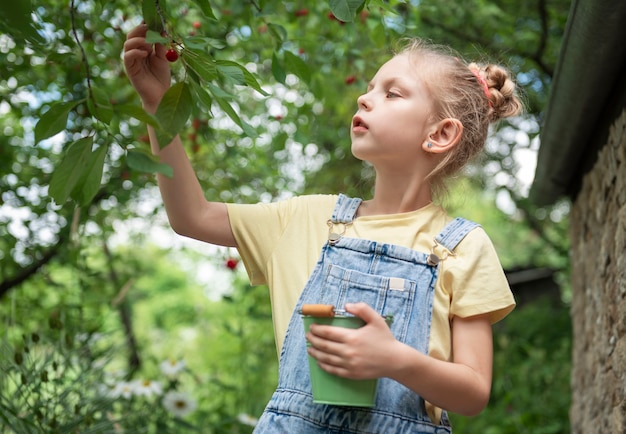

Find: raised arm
123;23;235;247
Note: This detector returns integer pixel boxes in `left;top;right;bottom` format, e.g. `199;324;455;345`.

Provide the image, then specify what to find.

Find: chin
350;145;368;162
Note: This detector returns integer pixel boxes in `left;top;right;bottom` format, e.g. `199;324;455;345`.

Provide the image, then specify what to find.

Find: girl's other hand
123;23;171;112
306;302;399;380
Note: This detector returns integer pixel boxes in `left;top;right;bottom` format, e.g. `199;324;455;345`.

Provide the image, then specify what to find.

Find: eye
386;91;400;98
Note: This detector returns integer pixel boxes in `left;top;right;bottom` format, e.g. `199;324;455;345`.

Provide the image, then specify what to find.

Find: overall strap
435;217;481;252
330;193;362;224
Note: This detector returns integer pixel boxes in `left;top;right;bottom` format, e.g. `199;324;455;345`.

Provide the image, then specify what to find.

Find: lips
352;116;369;132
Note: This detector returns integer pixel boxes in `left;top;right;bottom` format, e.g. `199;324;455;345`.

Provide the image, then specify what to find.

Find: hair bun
481;64;523;121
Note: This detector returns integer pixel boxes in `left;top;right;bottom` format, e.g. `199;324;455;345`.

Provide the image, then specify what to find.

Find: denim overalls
254;194;479;434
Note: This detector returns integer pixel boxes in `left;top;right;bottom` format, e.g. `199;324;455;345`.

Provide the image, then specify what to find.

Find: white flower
110;381;134;399
159;359;186;378
162;391;197;417
132;379;163;397
237;413;259;427
97;382;117;398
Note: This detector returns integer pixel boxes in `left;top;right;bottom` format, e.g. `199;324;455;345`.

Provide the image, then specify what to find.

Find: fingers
123;25;154;70
345;302;383;325
154;42;167;59
122;44;149;74
124;33;152;54
310;349;346;371
307;335;345;366
307;336;363;379
126;23;148;41
124;22;168;63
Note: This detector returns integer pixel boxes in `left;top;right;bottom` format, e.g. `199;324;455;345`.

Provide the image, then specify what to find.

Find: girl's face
350;53;436;167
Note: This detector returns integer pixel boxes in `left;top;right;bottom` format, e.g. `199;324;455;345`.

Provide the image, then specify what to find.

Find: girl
124;24;520;433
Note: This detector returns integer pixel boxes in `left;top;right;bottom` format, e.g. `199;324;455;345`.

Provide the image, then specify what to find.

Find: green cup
302;314;392;407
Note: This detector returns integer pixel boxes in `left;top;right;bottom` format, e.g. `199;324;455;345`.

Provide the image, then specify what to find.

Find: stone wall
569;109;626;433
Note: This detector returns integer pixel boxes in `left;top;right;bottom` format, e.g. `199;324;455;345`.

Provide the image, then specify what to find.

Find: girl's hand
306;302;398;380
123;23;171;112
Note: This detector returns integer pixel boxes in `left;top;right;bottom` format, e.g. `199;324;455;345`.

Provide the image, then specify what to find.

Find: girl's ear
423;118;463;153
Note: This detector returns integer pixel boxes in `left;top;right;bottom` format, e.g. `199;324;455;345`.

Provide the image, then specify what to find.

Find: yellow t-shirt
226;194;515;421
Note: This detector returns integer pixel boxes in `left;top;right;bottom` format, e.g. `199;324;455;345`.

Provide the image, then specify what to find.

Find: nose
357;92;371;110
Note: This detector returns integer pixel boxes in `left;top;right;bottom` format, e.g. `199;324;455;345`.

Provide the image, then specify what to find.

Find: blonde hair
397;39;523;197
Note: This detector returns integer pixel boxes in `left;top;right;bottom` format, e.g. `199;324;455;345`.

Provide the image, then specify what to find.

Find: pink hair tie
470;69;493;108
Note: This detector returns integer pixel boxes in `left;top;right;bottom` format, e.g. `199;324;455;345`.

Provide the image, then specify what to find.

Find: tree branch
102;240;141;373
69;0;92;93
0;189;107;299
501;185;570;257
0;240;64;298
419;12;554;78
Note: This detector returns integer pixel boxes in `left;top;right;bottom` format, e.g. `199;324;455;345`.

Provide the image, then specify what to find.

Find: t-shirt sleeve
440;227;516;324
226;200;291;285
226;195;336;286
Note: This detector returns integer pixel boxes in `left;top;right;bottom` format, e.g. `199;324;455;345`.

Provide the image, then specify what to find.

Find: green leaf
271;52;286;84
206;82;233;99
154;82;192;148
0;0;44;45
216;62;246;86
75;143;108;205
367;0;397;16
189;0;216;20
87;87;113;125
268;23;287;47
145;30;169;44
217;60;269;96
113;104;160;128
329;0;365;22
190;81;214;113
214;97;257;138
127;149;173;178
182;36;225;50
142;0;166;33
48;137;93;205
183;50;218;82
34;100;81;144
284;51;311;83
369;22;387;48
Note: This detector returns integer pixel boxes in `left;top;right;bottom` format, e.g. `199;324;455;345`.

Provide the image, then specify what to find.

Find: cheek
381;122;421;144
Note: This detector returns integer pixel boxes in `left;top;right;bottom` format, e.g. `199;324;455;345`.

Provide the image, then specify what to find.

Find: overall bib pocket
318;263;425;345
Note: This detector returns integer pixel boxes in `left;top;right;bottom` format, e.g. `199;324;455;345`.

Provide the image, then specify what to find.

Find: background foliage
1;0;573;432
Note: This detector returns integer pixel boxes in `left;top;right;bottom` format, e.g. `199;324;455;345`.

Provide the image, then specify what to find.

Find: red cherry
345;75;356;85
225;258;239;270
295;8;309;17
193;21;201;29
165;49;178;62
327;12;346;24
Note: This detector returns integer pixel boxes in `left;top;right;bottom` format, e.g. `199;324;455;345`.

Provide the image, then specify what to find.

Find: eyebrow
366;76;412;92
